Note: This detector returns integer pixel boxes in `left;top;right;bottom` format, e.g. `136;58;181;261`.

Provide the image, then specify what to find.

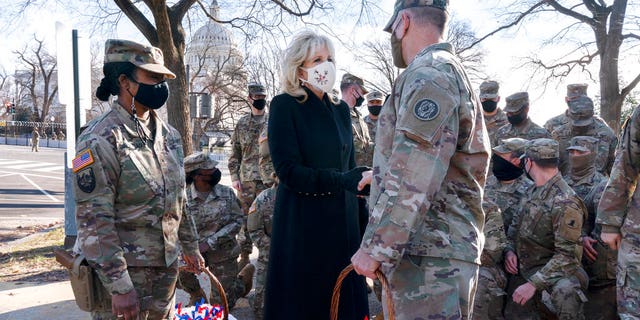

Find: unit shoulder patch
413;99;439;121
76;168;96;193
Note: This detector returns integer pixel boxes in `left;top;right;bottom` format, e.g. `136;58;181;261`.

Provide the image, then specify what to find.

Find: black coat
264;89;369;320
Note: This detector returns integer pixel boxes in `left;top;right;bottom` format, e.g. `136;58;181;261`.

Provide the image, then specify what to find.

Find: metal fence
0;120;67;149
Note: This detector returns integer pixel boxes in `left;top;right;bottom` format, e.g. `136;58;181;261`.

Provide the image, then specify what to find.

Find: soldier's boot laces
238;263;256;297
188;288;208;306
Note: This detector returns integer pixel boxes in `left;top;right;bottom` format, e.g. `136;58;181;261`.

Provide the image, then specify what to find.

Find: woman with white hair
264;30;370;320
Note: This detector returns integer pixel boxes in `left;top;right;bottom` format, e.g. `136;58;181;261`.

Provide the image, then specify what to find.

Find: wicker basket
330;264;395;320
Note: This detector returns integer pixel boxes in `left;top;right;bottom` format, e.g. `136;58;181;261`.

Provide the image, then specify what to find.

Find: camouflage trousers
616;239;640;319
383;255;479;320
178;251;245;309
237;180;268;255
504;273;586;320
248;245;269;319
472;265;507;320
91;261;179;320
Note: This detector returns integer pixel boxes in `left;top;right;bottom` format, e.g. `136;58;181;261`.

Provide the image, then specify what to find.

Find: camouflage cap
104;39;176;79
479;80;499;99
504;92;530;113
248;82;267;96
384;0;449;32
568;95;595;127
525;138;559;161
184;152;219;173
492;137;529;156
567;135;598;153
366;90;384;102
341;73;368;93
566;83;588;100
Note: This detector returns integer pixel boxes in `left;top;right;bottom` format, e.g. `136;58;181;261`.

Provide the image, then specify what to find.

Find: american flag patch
72;149;94;173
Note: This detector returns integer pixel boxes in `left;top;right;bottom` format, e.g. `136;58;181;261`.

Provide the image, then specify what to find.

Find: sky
0;0;638;126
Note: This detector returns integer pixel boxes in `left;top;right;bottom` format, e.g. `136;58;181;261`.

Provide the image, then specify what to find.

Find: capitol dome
187;0;244;81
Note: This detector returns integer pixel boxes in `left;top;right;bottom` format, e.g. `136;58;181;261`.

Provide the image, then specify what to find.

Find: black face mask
482;100;498;113
507;110;527;125
130;79;169;110
355;96;365;107
252;99;267;110
368;105;382;116
209;169;222;187
492;153;523;181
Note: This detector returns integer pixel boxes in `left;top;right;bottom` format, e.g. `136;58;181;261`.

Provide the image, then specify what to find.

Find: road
0;145;66;231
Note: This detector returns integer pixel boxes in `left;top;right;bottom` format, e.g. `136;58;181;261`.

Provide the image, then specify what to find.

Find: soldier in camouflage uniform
493;92;551;147
504;138;588;320
178;152;254;310
473;199;508;320
565;136;606;200
565;137;618;320
31;128;40;152
229;82;268;269
552;95;617;176
486;138;533;233
479;80;508;145
363;90;384;167
596;104;640;319
340;73;373;167
247;116;276;319
351;2;491;318
544;83;589;134
247;177;277;319
73;39;204;320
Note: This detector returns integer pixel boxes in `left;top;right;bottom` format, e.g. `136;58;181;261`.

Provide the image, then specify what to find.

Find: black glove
341;166;371;194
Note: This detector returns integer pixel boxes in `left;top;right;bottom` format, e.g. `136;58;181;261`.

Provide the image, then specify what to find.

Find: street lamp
50;116;55;137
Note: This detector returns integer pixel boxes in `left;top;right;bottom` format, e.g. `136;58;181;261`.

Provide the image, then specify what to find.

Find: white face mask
300;60;336;93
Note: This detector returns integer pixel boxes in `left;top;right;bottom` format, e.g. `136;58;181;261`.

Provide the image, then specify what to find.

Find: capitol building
186;0;247;149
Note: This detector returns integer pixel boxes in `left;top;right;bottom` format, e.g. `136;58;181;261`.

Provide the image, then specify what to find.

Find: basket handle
203;267;229;320
330;264;395;320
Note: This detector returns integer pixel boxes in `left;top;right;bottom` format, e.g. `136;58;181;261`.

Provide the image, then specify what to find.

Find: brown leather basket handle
203;267;229;320
330;264;395;320
179;266;229;320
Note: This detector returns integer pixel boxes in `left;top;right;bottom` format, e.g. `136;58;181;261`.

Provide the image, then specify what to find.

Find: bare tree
467;0;640;132
13;35;58;122
353;18;486;95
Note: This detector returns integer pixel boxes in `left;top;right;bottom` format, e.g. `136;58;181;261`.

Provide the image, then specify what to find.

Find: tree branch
544;0;597;27
114;0;158;43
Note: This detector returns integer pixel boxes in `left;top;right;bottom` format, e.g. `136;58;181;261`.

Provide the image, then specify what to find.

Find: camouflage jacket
584;179;617;285
566;169;606;203
493;118;550;147
485;174;533;235
597;106;640;240
361;42;490;268
248;183;277;250
258;122;275;186
186;183;243;259
483;108;508;146
73;103;198;295
552;121;618;176
506;173;587;291
544;111;568;134
351;108;373;166
228;113;267;183
481;199;507;267
362;115;378;167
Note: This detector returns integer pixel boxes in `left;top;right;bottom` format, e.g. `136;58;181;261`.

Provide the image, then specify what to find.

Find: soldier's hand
581;236;598;262
184;252;206;274
601;232;621;250
112;289;139;320
357;170;372;191
512;282;536;306
351;248;380;280
232;180;242;192
504;251;519;275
